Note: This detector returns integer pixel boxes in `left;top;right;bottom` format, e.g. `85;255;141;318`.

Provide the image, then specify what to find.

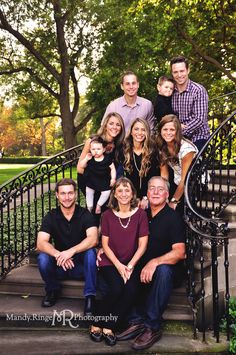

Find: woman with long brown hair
156;114;198;213
122;117;165;209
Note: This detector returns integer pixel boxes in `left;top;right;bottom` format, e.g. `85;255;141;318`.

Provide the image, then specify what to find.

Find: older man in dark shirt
117;176;186;350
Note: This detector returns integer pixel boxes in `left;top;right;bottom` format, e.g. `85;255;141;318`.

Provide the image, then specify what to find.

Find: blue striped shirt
172;80;210;142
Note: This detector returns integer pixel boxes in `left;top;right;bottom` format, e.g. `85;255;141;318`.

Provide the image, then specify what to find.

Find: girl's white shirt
168;139;198;185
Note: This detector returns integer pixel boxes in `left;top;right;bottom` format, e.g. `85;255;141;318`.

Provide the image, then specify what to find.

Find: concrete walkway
0;328;229;354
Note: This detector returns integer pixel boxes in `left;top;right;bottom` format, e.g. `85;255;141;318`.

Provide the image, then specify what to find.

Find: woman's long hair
123;118;154;177
97;112;125;161
156;114;182;165
108;177;138;211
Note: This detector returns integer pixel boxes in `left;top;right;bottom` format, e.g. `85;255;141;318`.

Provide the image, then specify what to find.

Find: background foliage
0;0;235;152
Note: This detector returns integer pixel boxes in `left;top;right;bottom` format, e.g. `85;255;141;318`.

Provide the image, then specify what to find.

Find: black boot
41;290;59;307
84;295;95;316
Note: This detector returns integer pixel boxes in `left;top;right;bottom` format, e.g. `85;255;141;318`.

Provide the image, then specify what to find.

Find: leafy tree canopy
0;0;235;147
87;0;236;127
0;0;100;148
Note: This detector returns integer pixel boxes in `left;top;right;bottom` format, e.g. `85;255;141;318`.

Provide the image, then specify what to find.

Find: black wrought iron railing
208;90;236;132
0;144;84;279
0;93;235;343
185;110;236;342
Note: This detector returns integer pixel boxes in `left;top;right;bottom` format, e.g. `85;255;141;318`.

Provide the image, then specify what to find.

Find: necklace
133;152;142;189
118;215;131;229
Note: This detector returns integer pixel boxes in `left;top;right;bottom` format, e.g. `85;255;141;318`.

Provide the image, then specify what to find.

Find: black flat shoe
90;330;103;342
103;332;117;346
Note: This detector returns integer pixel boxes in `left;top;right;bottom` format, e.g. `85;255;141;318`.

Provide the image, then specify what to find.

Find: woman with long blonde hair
77;112;125;213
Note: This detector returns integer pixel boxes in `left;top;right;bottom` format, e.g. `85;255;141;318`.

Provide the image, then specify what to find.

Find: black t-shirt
85;154;112;191
153;94;174;124
142;204;185;264
121;152;160;199
39;205;96;251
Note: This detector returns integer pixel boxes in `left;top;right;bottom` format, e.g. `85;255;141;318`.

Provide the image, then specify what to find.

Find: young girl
79;136;116;214
156;114;198;214
77;112;125;199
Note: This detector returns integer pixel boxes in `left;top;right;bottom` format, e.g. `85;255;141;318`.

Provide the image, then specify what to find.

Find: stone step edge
0;319;194;332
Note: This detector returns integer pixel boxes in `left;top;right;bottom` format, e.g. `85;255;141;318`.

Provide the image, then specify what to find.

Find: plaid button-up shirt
172;80;210;142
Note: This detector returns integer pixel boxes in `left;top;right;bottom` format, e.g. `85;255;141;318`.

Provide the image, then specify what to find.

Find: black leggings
93;265;140;331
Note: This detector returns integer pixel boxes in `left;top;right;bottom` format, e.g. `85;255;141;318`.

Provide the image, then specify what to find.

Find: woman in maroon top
89;177;149;346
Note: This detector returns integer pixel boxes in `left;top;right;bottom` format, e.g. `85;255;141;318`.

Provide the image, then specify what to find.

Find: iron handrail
0;143;84;193
185;109;236;230
184;109;236;342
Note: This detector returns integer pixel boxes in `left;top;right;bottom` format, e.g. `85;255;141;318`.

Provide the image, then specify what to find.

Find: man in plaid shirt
170;56;210;151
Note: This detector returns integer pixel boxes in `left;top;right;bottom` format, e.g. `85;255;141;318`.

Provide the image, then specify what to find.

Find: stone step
0;264;84;298
0;293;192;330
0;324;229;354
199;186;236;204
209;169;236;186
196;200;236;221
0;264;192;323
209;169;236;185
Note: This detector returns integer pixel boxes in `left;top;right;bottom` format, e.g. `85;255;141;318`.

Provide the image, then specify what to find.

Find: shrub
221;297;236;353
229;298;236;353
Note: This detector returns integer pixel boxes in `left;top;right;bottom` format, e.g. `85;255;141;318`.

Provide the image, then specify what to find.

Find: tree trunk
39;117;47;156
59;96;77;149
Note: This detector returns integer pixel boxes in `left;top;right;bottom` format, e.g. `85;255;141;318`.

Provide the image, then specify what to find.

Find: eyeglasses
148;186;167;193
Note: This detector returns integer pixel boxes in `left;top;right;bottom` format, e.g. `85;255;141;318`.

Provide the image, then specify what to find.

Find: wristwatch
127;264;134;271
170;197;179;204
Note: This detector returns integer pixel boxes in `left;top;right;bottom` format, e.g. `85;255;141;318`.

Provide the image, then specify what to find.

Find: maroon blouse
99;208;149;267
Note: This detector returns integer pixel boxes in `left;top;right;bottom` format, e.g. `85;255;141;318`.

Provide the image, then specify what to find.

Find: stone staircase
191;169;236;328
0;251;192;329
0;254;230;354
0;168;233;353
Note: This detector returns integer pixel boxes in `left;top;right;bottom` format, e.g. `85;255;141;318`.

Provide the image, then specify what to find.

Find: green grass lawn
0;164;33;185
0;164;78;186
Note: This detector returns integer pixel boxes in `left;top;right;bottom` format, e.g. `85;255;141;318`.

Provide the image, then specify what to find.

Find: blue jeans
128;264;174;331
38;249;97;297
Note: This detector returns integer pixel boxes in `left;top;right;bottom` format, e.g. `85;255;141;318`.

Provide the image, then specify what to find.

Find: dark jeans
93;265;140;331
38;249;97;297
193;139;207;152
127;264;174;331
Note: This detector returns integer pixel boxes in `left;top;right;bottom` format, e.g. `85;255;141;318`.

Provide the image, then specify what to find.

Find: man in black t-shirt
117;176;186;350
37;178;98;314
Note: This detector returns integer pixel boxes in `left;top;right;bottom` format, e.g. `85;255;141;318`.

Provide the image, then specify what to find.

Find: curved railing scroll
184;110;236;342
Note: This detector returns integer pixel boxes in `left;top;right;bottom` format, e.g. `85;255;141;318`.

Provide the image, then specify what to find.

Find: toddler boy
154;76;175;124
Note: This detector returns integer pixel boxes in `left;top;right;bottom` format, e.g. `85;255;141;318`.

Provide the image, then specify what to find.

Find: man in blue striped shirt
170;56;210;151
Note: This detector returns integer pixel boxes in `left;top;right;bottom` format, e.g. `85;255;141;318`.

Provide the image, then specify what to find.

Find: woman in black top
121;118;166;209
77;112;125;214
